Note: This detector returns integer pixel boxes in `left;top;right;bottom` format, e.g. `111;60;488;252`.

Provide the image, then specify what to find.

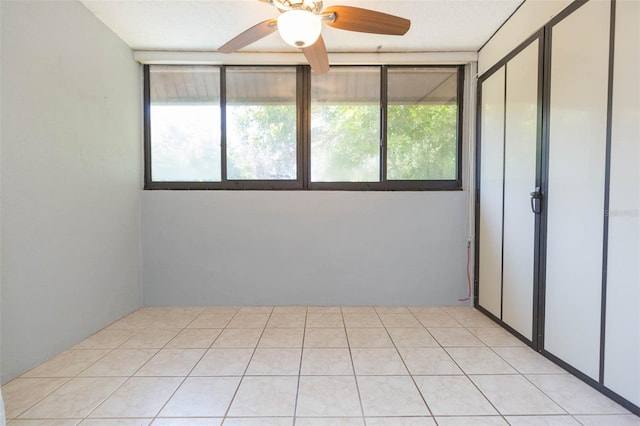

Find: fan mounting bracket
266;0;323;14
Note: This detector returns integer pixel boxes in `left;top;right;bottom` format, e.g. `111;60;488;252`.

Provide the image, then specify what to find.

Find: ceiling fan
218;0;411;74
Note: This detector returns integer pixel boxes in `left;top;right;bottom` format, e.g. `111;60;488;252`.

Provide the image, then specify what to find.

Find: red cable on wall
458;241;471;302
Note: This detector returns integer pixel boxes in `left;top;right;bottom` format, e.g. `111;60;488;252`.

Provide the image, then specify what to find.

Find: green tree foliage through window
227;105;297;180
311;104;380;182
387;104;458;180
226;101;457;182
226;66;298;180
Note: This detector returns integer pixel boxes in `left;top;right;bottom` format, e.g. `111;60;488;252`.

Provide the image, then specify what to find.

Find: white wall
142;191;469;306
1;1;142;383
478;0;572;76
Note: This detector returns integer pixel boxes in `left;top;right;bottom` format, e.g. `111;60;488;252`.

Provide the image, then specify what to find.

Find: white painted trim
133;50;478;65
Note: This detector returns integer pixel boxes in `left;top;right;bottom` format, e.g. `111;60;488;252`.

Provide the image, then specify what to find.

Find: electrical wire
458;241;472;302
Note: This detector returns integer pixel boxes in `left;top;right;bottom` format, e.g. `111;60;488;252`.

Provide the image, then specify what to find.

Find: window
145;65;463;190
387;67;459;182
146;65;303;189
311;67;381;183
226;67;298;180
148;66;221;182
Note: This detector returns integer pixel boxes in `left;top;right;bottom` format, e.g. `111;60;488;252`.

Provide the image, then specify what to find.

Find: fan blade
218;19;277;53
303;36;330;74
323;6;410;35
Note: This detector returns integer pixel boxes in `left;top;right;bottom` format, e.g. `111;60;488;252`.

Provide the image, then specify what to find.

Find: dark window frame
144;64;464;191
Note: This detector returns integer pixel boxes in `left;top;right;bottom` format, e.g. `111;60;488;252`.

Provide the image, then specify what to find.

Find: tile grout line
455;311;572;418
518;370;574;417
404;306;439;422
93;307;222;422
441;309;511;424
448;359;507;423
14;307;164;422
4;376;73;422
82;308;188;422
291;307;309;426
375;307;436;423
147;307;235;424
221;306;275;422
341;306;368;425
399;307;516;424
455;310;570;421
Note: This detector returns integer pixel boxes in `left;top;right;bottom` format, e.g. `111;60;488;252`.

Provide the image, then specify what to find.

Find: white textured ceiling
80;0;523;53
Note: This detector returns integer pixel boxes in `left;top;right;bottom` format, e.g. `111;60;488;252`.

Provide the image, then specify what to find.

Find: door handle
530;187;542;214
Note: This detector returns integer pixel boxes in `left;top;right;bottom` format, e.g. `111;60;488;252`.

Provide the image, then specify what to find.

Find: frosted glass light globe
277;10;322;48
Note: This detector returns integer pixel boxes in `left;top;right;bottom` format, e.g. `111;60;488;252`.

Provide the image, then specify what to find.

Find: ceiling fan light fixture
277;10;322;48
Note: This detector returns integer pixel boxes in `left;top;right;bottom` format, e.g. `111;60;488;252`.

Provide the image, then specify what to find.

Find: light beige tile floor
3;306;639;426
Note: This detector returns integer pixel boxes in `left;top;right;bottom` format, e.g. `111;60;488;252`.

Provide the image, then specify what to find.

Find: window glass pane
311;67;380;182
387;67;458;180
226;67;297;180
150;66;221;182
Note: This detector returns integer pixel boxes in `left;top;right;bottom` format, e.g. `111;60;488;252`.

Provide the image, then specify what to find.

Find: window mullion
220;66;227;183
143;65;152;188
299;65;311;190
380;65;388;183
